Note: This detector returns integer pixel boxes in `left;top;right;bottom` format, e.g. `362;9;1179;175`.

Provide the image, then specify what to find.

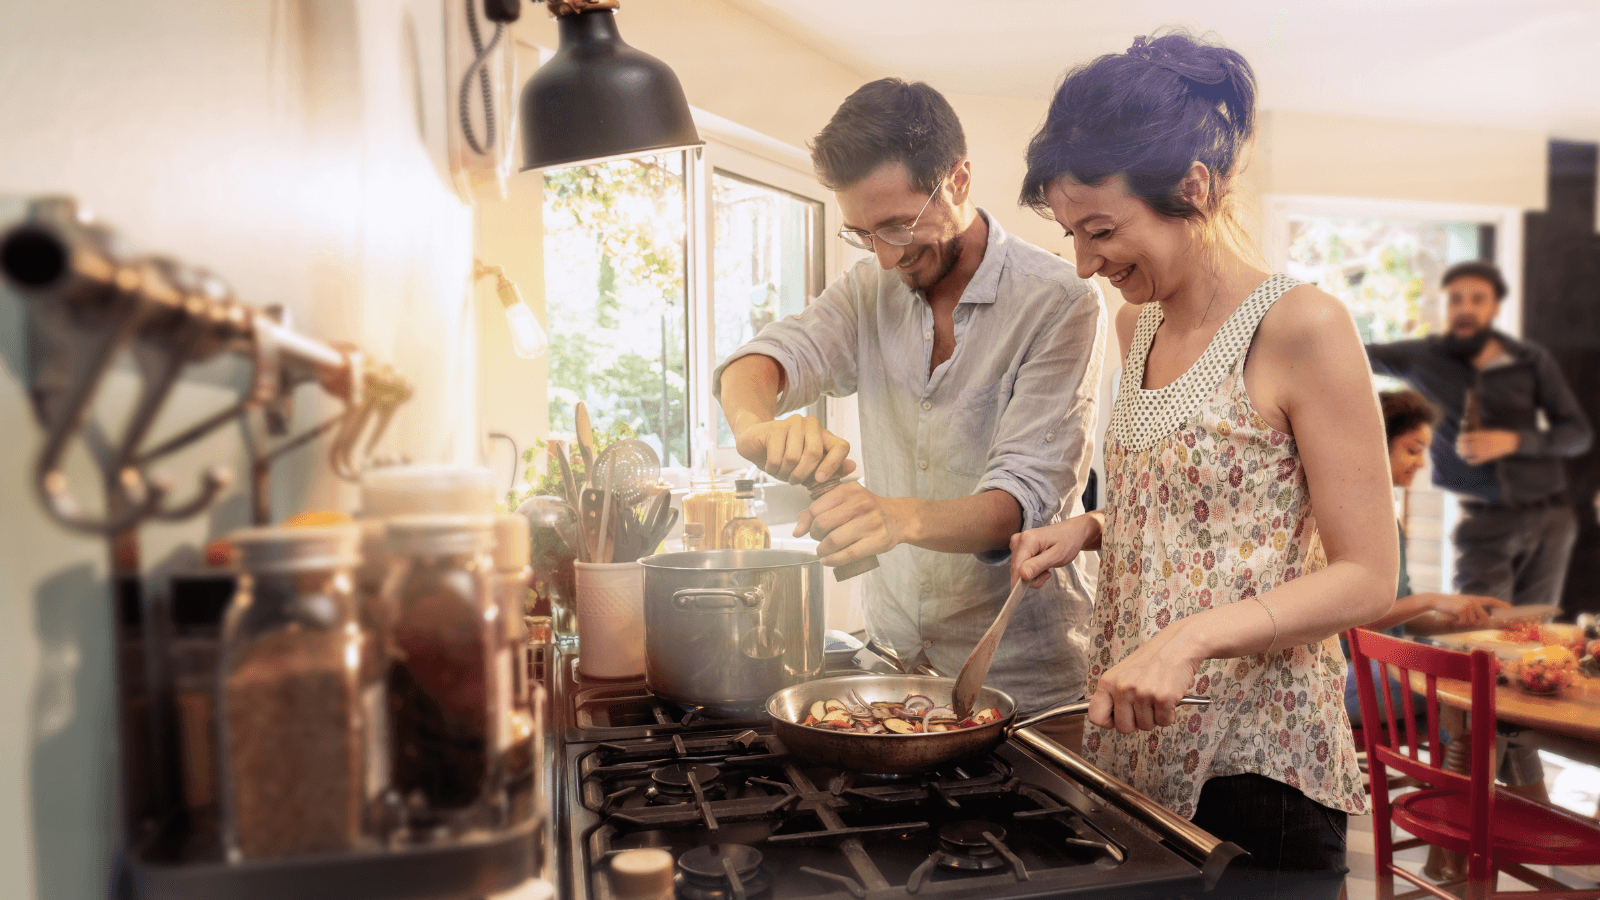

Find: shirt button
1046;432;1056;442
924;330;932;340
922;401;932;410
923;640;934;648
918;460;928;470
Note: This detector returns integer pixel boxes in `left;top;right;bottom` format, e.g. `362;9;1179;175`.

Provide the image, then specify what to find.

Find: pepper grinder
808;473;879;581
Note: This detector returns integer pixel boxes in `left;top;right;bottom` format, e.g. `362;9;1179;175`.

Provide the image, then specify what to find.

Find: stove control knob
611;847;675;900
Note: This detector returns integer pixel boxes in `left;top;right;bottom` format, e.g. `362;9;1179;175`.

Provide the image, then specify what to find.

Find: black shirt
1366;330;1592;504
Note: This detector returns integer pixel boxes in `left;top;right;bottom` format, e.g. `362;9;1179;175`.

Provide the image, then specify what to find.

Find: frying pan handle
672;587;764;610
1010;695;1211;732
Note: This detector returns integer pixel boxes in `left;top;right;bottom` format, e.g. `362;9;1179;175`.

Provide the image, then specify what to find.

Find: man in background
713;79;1105;748
1367;261;1591;610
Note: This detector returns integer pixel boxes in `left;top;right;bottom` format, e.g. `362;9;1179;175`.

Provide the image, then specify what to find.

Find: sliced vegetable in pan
798;693;1001;733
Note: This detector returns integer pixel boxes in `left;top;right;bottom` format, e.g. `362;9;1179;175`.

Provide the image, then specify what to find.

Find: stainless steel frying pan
767;673;1209;776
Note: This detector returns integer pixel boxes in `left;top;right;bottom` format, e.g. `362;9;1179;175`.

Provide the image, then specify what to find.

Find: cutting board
1431;624;1583;662
1483;603;1562;627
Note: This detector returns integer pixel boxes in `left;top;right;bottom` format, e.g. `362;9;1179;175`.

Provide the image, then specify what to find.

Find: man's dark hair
809;78;967;193
1379;389;1439;445
1441;261;1508;300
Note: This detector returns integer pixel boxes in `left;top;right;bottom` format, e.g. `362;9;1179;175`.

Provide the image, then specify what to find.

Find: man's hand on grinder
733;413;856;485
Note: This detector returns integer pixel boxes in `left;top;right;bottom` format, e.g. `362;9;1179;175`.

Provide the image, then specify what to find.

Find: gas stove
540;645;1243;900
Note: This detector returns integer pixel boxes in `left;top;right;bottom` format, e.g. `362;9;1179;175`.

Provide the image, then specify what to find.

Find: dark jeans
1454;499;1578;607
1190;773;1348;900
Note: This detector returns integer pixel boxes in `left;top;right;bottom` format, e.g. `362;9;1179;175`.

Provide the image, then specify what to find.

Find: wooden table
1402;657;1600;765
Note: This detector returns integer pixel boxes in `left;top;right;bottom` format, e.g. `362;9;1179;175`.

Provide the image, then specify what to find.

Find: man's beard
906;234;964;293
1439;323;1493;363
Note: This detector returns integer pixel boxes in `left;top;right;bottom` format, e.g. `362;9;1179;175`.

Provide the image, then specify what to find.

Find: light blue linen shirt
713;210;1105;713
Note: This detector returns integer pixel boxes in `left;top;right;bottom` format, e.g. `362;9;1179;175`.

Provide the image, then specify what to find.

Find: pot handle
672;587;765;610
1009;695;1211;733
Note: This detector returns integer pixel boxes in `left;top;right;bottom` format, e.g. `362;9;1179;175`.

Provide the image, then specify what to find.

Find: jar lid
492;513;531;570
609;848;674;899
229;524;361;574
734;479;755;493
359;465;496;517
385;514;495;556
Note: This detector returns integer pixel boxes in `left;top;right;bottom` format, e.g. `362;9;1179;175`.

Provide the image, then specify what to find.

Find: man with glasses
714;79;1106;743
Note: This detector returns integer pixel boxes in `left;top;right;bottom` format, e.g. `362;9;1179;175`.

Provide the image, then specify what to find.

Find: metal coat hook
0;196;414;534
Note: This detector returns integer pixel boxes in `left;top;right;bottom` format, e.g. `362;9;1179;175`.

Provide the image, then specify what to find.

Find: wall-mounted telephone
443;0;520;202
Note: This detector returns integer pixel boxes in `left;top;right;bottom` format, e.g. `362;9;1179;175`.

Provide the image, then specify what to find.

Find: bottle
721;479;771;550
491;515;537;787
1462;386;1485;432
382;515;503;831
219;524;380;861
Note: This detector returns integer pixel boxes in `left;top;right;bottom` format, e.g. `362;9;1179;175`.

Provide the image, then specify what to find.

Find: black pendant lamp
519;6;703;171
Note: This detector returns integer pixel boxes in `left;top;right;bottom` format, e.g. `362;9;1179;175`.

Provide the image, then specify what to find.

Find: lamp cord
460;1;505;156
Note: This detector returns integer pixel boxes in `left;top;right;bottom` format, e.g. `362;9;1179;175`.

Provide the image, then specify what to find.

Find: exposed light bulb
480;263;548;360
502;299;548;360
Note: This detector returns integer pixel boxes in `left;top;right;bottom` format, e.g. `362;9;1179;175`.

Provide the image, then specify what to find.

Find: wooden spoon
574;401;596;483
951;577;1031;720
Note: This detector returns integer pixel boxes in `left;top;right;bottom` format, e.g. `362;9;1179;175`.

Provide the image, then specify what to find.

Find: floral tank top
1085;274;1368;819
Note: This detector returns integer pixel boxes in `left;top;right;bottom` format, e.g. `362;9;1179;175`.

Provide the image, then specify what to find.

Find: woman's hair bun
1126;32;1254;133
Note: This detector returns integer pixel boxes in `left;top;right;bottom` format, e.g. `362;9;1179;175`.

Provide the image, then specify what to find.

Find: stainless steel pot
640;549;824;714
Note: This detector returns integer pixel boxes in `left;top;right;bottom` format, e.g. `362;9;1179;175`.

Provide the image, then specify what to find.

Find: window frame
687;122;848;471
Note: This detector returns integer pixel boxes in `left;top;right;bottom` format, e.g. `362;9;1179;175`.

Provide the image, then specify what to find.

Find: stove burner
675;844;773;900
645;763;726;804
935;821;1009;872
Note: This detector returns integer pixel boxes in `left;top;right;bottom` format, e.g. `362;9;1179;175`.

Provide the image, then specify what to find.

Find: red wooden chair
1347;628;1600;900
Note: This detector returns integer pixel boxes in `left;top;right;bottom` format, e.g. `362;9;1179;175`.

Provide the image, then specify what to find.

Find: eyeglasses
838;176;945;251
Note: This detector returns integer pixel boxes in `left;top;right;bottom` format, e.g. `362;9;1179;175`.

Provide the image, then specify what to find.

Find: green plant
500;421;637;513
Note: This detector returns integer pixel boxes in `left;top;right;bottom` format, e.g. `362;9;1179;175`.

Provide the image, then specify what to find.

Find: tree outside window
542;153;689;466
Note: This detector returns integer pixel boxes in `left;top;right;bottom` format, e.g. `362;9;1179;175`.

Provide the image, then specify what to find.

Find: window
711;170;825;448
542;153;690;466
541;137;837;471
1285;217;1490;347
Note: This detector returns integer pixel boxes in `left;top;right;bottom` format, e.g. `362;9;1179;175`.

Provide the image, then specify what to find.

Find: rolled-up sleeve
974;277;1107;538
712;265;863;414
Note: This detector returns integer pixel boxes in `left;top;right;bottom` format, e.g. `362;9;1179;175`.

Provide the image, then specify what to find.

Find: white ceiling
719;0;1600;144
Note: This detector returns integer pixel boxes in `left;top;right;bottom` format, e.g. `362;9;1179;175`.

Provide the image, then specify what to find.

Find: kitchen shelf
126;815;542;900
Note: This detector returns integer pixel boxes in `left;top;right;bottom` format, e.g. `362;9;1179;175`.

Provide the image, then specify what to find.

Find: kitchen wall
0;2;478;898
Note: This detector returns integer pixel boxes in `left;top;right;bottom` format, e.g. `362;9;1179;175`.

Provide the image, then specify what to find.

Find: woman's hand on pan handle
1010;512;1104;588
1088;624;1203;733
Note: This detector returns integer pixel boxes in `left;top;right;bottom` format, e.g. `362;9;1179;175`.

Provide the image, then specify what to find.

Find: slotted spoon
592;439;661;507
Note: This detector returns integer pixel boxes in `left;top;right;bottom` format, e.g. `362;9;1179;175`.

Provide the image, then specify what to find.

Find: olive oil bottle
720;479;770;550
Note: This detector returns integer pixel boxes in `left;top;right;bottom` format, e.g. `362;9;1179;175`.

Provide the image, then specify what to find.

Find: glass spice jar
382;515;505;830
219;524;382;862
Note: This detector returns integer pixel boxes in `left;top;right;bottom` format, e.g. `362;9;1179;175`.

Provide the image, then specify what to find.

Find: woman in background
1010;31;1398;899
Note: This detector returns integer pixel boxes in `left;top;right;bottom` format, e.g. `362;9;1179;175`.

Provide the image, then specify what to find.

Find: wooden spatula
951;577;1031;720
